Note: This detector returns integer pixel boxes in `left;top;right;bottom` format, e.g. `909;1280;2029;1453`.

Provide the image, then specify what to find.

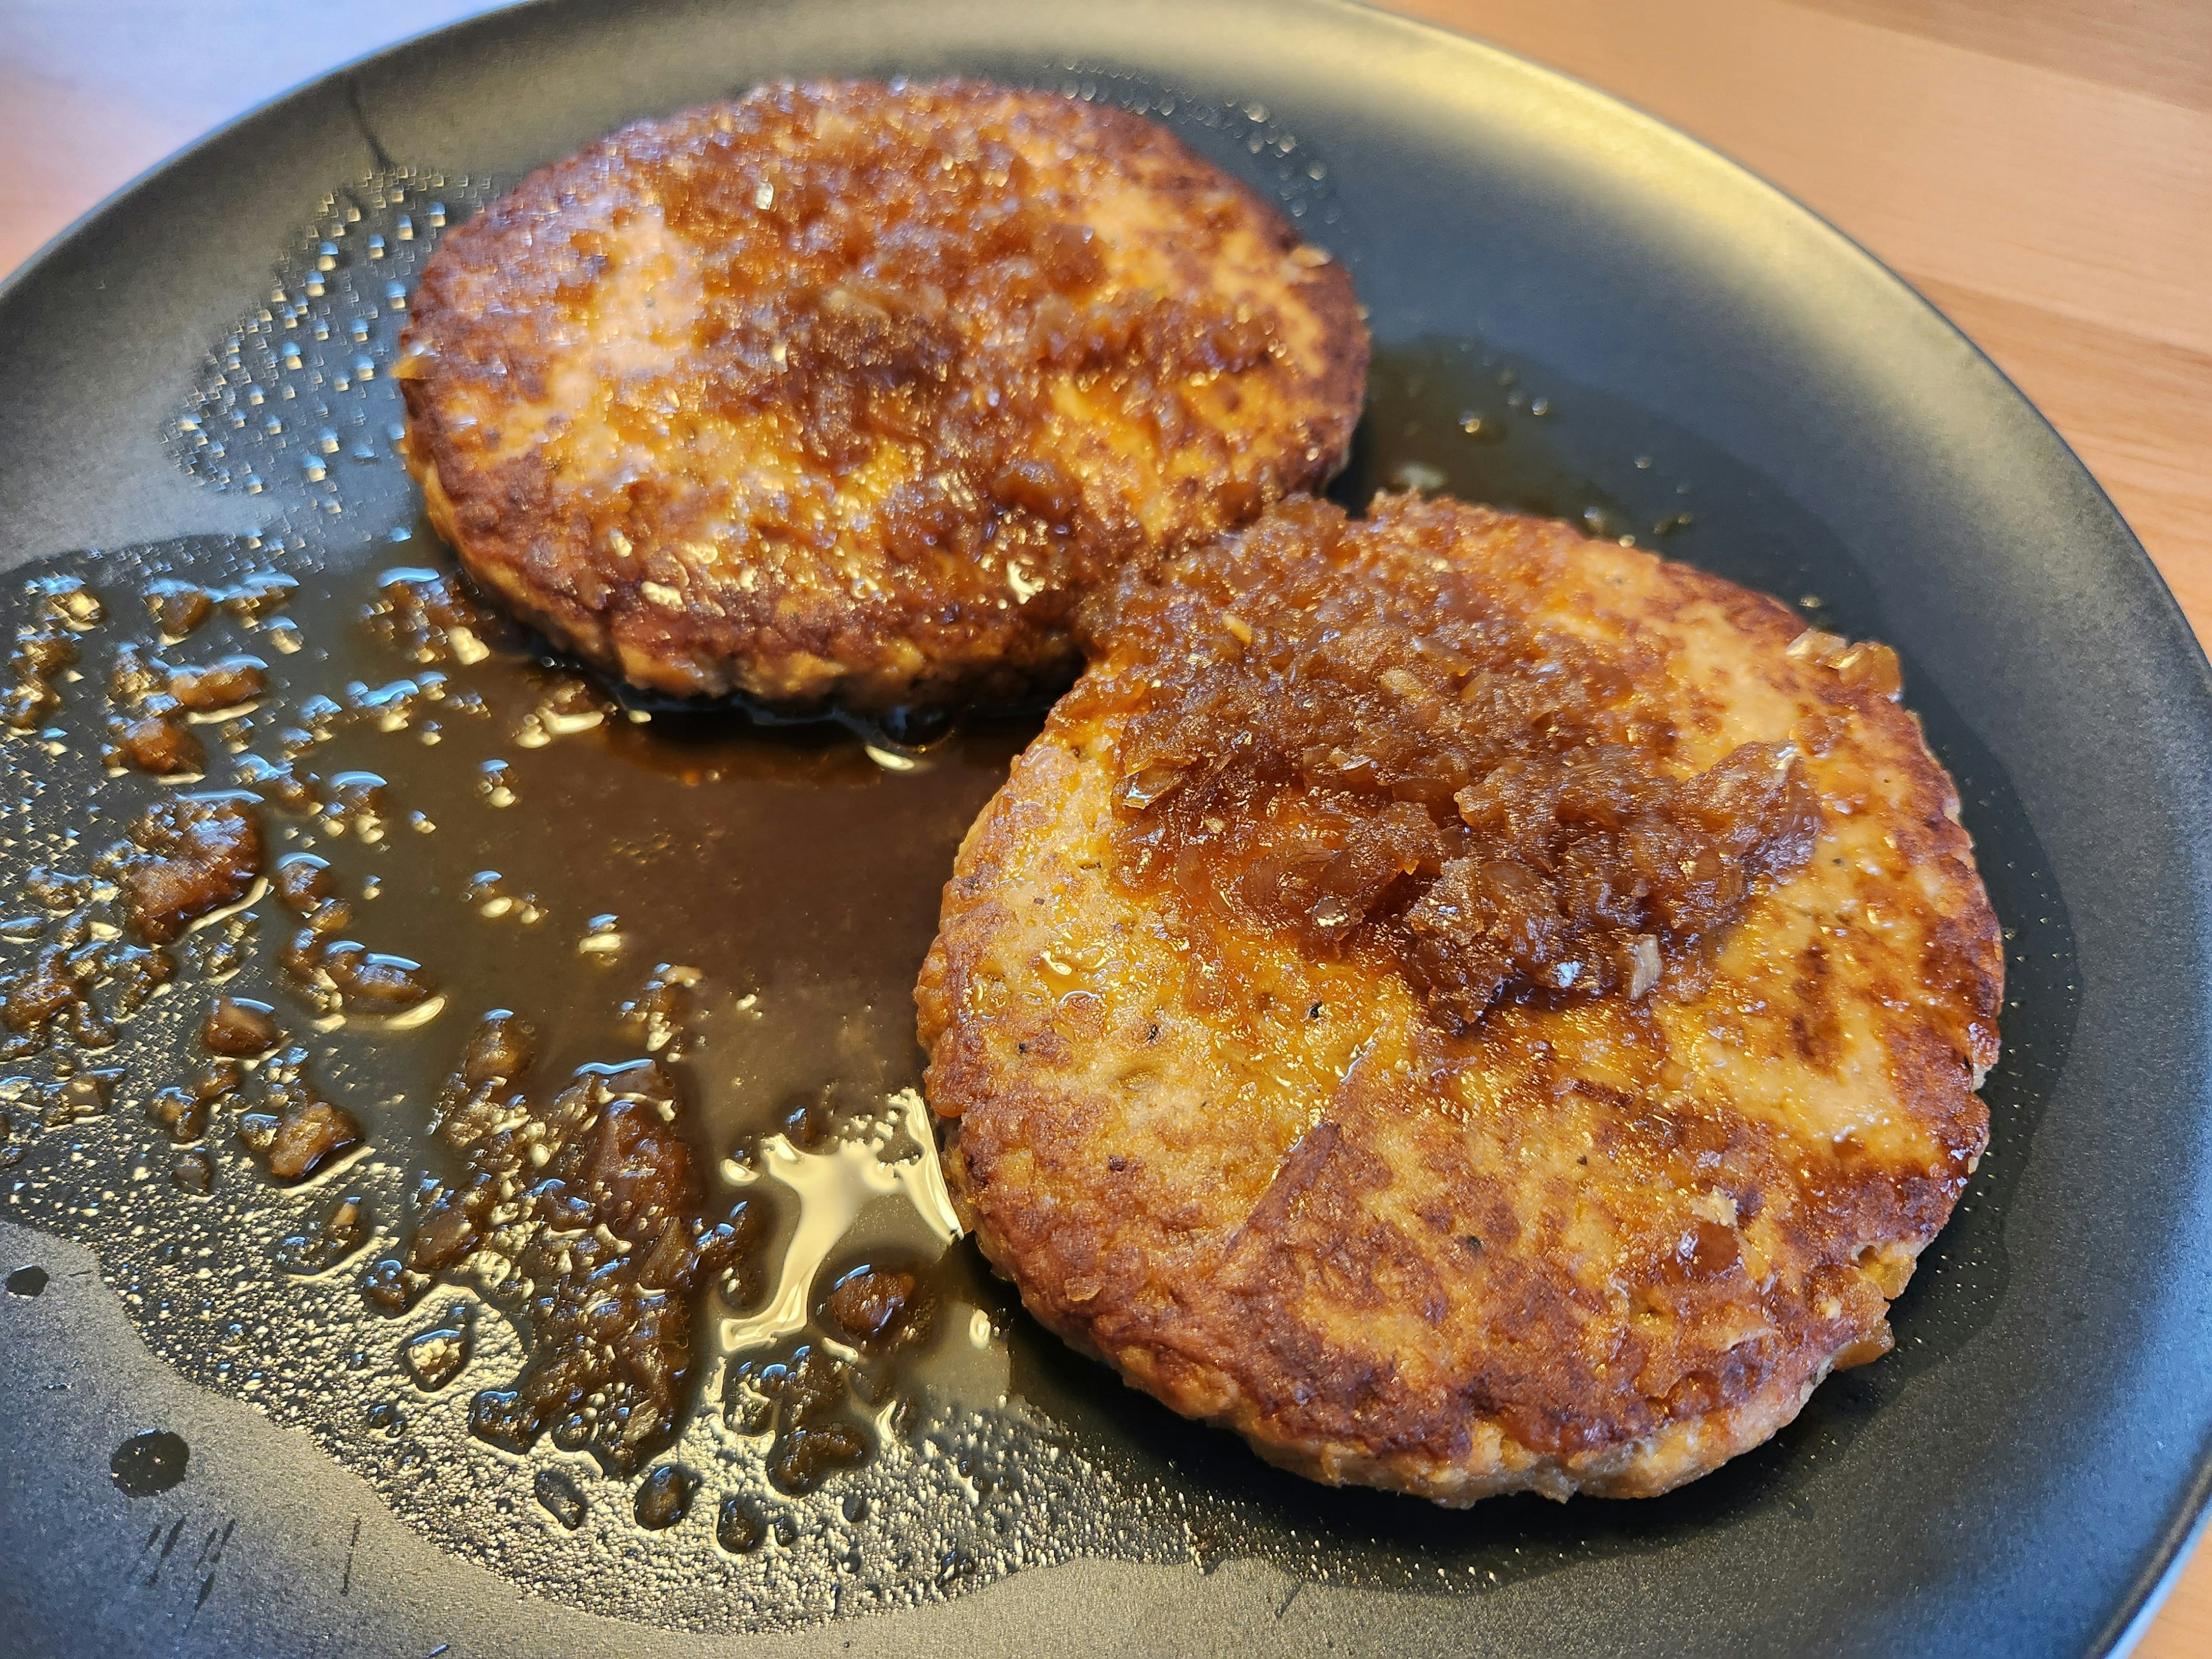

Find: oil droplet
6;1264;48;1297
109;1430;190;1496
402;1309;474;1391
533;1465;587;1530
716;1494;766;1553
633;1463;696;1530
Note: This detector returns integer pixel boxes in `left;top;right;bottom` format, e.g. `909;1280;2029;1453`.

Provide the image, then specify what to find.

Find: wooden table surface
2;0;2206;1650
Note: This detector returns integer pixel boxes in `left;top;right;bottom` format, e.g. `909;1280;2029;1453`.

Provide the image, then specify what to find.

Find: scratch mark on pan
145;1513;187;1585
183;1517;236;1630
344;78;399;176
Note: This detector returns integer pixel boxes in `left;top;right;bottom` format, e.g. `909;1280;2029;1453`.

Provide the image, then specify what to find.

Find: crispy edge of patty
397;85;1369;712
916;507;2001;1504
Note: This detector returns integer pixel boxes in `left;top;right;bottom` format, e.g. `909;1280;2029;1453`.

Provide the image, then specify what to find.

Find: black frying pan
2;2;2209;1654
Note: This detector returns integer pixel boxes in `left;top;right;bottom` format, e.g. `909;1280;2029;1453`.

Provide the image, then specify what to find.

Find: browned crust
916;498;2002;1503
398;81;1369;711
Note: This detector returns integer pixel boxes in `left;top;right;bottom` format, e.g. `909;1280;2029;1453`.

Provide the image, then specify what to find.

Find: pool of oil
0;123;2076;1637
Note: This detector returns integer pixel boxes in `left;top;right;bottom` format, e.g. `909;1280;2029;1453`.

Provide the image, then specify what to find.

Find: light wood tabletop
2;0;2206;1651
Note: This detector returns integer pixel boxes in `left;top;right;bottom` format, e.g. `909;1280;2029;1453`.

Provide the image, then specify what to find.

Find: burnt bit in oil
274;1190;374;1275
365;1016;756;1476
777;1087;838;1153
273;853;347;935
361;565;520;665
402;1306;475;1391
724;1343;873;1495
0;938;81;1044
218;570;300;625
35;1070;120;1127
457;1007;534;1087
820;1261;931;1352
237;1046;363;1184
167;655;270;713
183;912;256;980
715;1493;767;1554
143;579;215;640
272;852;436;1017
234;752;321;814
317;941;438;1015
459;1074;749;1473
632;1463;698;1530
2;907;175;1055
119;793;263;945
1;844;184;1052
103;642;264;775
200;994;281;1056
360;1013;536;1308
620;963;703;1058
108;707;206;777
150;1060;243;1143
3;574;101;730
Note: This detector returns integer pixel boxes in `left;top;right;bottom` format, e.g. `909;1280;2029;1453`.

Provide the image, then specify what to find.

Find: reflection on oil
720;1089;963;1357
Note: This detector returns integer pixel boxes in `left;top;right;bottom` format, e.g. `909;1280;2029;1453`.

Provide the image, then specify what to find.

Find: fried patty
916;494;2001;1503
398;79;1367;711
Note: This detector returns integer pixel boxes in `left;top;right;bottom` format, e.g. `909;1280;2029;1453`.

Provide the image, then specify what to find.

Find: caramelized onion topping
635;82;1291;581
1097;497;1820;1028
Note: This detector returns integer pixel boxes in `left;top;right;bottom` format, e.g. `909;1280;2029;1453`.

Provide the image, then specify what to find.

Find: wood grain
1797;0;2212;112
1915;275;2212;629
0;1;2206;1651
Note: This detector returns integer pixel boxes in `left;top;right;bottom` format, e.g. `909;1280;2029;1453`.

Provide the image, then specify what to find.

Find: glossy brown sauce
1094;495;1821;1028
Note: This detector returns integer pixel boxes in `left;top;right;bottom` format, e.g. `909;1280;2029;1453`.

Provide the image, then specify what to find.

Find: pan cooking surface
0;4;2204;1654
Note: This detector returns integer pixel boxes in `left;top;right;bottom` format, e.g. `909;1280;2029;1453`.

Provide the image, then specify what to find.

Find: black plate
3;1;2211;1654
